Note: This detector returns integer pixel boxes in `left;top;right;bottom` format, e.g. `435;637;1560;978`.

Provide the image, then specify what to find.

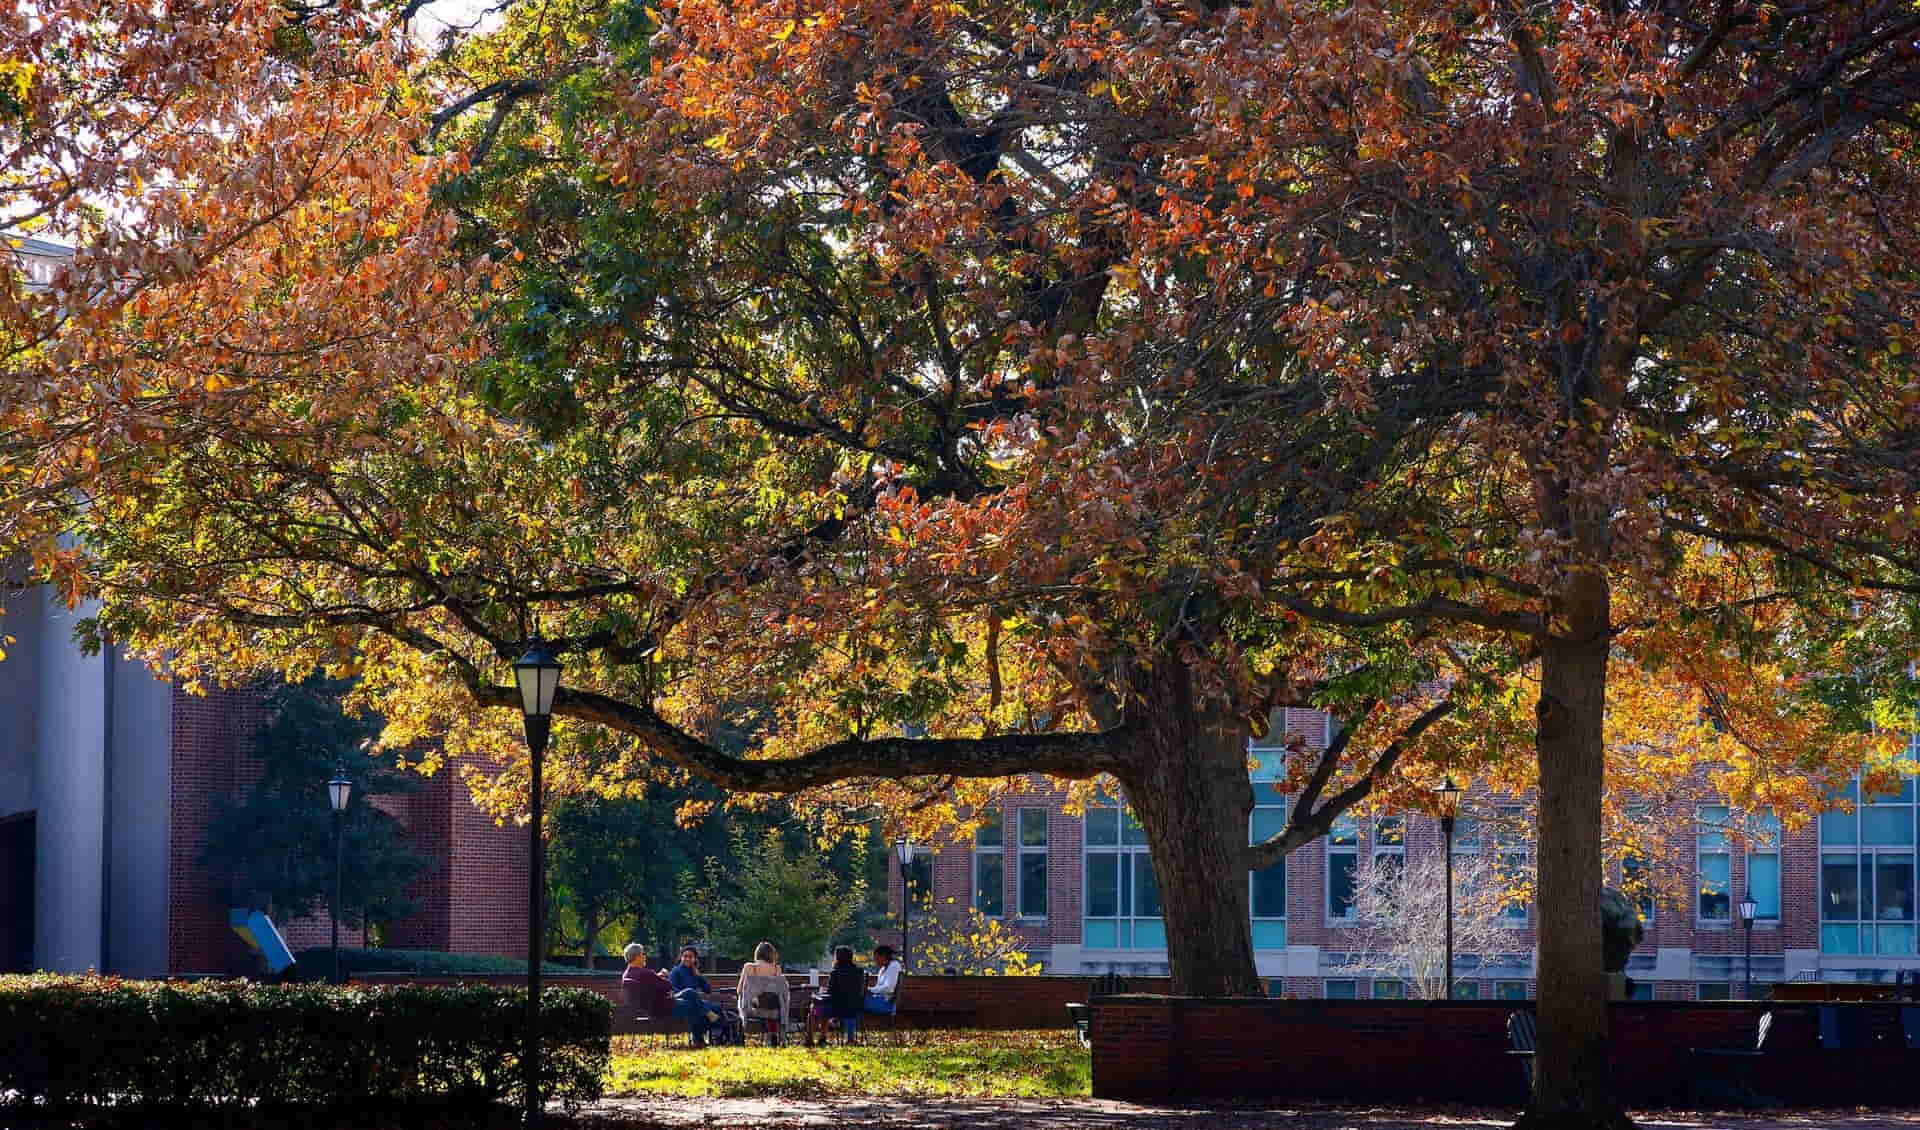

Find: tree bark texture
1519;567;1631;1130
1117;660;1265;998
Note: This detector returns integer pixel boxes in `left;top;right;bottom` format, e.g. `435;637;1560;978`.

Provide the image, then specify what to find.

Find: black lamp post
513;645;561;1128
326;766;352;985
1435;776;1463;1001
896;837;916;970
1738;890;1759;1000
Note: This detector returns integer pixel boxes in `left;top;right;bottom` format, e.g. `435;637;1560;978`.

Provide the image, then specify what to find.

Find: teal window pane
1330;816;1358;846
1251;808;1286;844
1822;854;1860;920
1698;806;1729;851
1452;818;1481;852
1251;919;1288;948
1251;752;1285;781
1251;862;1287;918
1325;980;1357;999
1132;920;1166;949
1375;817;1404;845
1699;853;1731;919
1495;982;1529;1001
1086;807;1118;846
1822;923;1861;954
1122;809;1149;846
974;853;1003;916
1086;853;1119;917
1328;850;1358;918
1863;806;1915;845
1371;980;1405;999
1019;851;1047;917
975;808;1003;846
1877;854;1913;920
1019;808;1048;846
1878;924;1917;954
1872;778;1916;803
1084;920;1118;947
1255;782;1288;806
1134;856;1161;917
1747;853;1781;918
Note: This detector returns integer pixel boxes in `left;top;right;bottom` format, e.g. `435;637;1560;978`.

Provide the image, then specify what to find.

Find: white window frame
1818;774;1918;956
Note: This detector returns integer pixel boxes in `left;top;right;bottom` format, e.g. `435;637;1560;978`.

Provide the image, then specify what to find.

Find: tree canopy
5;3;1919;1126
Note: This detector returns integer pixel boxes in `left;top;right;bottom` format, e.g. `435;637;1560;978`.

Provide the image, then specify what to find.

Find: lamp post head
1435;775;1463;834
1739;890;1759;924
895;837;915;867
327;767;352;814
512;645;563;719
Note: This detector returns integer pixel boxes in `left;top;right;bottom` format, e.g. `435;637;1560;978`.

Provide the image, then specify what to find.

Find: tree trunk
1519;567;1631;1130
1118;662;1264;997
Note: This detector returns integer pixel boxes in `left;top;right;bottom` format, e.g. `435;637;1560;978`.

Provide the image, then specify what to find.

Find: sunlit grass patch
606;1029;1091;1099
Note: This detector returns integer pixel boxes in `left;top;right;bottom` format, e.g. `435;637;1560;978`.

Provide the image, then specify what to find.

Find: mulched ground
565;1098;1920;1130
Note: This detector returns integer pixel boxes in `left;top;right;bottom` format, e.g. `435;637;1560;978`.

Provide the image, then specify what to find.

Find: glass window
1495;981;1530;1001
1250;788;1287;928
1018;809;1048;918
1372;979;1406;999
1325;979;1358;999
1452;817;1481;854
1623;852;1655;925
1746;808;1780;920
905;856;933;910
1451;982;1480;1000
1086;853;1120;918
1328;814;1359;920
1698;805;1731;921
1628;981;1654;1001
1494;805;1531;922
1373;817;1405;875
1084;796;1160;949
1698;982;1732;1001
1819;772;1920;955
974;810;1004;916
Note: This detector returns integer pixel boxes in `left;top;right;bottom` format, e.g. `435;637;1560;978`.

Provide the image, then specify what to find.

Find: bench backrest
1507;1010;1537;1053
1754;1010;1773;1050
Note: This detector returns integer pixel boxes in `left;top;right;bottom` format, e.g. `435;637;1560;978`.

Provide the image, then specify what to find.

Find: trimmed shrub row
0;975;611;1115
292;946;590;980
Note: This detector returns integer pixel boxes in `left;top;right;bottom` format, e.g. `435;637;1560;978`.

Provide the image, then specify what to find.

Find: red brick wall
447;762;529;955
1092;996;1910;1105
167;686;273;975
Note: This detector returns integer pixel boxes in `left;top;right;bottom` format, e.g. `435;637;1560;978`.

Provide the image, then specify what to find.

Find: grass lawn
606;1029;1091;1100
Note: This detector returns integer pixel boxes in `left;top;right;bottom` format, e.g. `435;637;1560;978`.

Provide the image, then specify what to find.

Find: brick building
895;706;1917;1000
0;580;529;977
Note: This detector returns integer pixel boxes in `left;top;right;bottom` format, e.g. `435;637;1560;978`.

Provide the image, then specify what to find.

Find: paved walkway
570;1098;1920;1130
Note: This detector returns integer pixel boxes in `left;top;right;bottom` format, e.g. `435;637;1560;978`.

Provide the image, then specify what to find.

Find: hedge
0;975;611;1115
293;946;588;980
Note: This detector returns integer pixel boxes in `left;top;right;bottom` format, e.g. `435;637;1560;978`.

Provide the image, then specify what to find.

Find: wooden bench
1690;1011;1775;1108
1506;1011;1536;1092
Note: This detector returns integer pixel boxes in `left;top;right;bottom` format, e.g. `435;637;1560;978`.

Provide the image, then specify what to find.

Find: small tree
911;901;1039;975
680;828;867;966
1342;847;1528;1000
201;680;426;931
548;793;701;960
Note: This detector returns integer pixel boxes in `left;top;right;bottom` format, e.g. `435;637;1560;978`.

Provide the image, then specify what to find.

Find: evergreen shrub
0;975;610;1115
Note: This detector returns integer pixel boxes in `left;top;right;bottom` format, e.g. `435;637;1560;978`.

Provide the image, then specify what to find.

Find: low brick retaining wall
353;972;1164;1032
1090;996;1916;1106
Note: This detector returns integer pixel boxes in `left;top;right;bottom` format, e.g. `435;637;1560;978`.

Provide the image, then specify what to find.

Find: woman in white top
739;940;789;1045
741;940;783;978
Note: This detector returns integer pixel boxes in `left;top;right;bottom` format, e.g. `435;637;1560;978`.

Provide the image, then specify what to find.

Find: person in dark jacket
668;946;722;1046
804;946;865;1047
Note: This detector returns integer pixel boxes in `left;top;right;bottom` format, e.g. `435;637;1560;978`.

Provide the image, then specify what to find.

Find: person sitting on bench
805;945;865;1046
669;945;725;1047
865;944;901;1016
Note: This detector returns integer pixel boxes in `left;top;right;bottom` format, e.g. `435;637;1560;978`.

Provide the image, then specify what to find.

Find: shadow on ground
569;1098;1920;1130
